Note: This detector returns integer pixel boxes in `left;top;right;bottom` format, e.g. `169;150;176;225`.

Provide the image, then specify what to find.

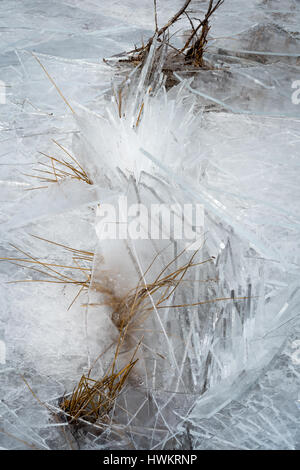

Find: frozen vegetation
0;0;299;450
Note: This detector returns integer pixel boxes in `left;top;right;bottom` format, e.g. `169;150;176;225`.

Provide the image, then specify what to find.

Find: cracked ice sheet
0;0;300;451
176;64;300;118
0;0;154;65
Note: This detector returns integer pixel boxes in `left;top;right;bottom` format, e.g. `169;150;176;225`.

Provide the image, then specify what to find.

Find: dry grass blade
32;52;75;114
0;428;39;450
0;236;94;309
25;141;92;190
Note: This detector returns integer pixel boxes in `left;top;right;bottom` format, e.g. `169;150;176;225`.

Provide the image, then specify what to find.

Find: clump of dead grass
12;238;249;436
91;245;247;334
0;235;94;310
59;357;138;426
59;309;141;427
24;139;92;191
5;237;248;433
60;243;247;429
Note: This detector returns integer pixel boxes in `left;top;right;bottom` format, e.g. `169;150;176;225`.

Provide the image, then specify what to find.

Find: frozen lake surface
0;0;300;450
